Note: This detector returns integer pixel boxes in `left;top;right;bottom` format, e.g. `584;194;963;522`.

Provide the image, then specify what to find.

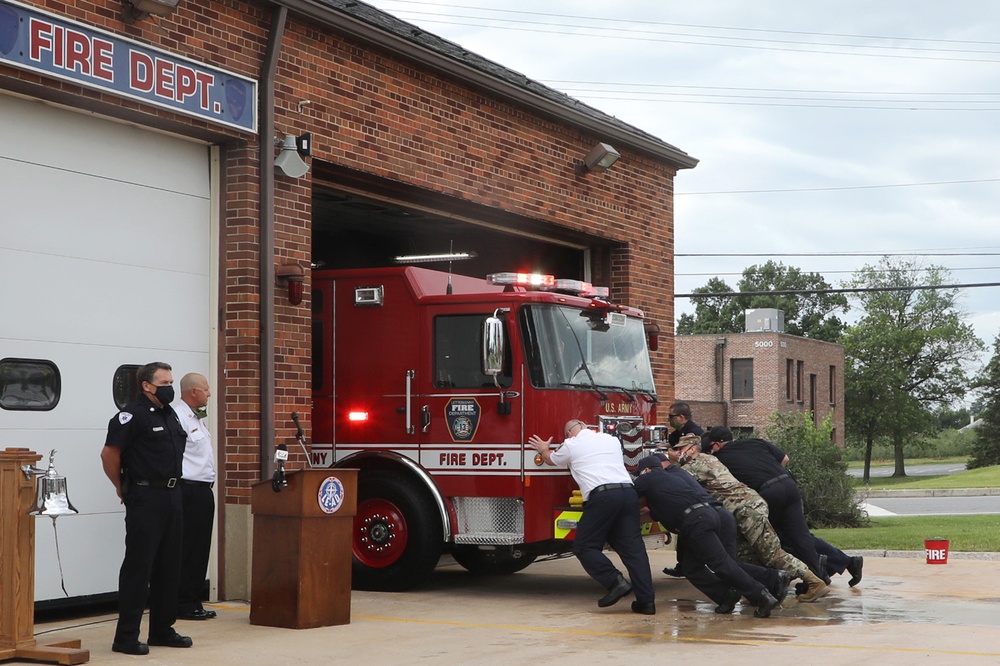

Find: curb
854;549;1000;561
857;488;1000;498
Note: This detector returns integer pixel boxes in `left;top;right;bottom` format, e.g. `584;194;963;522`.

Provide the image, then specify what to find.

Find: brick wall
3;0;684;506
675;333;845;446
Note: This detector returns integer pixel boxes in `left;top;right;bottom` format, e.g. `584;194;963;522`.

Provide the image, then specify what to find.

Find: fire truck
311;266;667;591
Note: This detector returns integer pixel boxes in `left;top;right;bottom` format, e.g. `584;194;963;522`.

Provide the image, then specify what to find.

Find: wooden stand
0;448;89;665
249;469;358;629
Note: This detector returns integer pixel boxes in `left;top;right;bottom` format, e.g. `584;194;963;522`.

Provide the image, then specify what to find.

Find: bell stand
0;448;89;665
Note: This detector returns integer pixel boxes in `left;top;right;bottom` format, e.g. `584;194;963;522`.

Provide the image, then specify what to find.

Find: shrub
765;411;865;528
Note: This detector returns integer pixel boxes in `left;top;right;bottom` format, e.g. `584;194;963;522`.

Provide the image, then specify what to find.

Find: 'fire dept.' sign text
0;0;257;132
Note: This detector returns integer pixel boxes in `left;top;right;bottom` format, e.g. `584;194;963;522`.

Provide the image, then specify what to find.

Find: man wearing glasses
666;401;704;447
528;419;656;615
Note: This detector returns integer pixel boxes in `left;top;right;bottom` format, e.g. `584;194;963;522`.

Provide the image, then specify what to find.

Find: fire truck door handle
405;370;415;435
421;405;431;433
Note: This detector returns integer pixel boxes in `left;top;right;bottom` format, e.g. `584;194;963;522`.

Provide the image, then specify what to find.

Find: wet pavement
29;549;1000;665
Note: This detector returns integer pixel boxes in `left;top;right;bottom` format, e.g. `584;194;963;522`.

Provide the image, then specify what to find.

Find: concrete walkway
30;549;1000;665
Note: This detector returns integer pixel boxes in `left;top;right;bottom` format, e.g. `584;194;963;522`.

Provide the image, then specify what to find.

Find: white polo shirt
549;428;631;501
174;402;217;484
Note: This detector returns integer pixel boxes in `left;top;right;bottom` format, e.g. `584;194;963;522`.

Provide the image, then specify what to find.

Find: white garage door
0;92;213;603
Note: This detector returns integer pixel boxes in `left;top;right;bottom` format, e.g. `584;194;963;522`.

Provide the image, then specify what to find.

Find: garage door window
0;358;61;411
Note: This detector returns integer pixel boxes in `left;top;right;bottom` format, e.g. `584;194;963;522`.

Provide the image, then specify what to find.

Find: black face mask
153;385;175;405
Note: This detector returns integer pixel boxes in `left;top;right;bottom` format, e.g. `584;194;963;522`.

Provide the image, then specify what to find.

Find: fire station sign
0;0;257;132
445;398;481;442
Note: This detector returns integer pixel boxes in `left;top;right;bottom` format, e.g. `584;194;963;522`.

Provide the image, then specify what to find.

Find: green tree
968;333;1000;469
677;261;848;342
843;257;984;481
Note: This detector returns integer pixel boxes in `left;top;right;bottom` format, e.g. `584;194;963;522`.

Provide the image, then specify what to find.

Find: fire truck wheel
352;470;443;591
452;547;537;575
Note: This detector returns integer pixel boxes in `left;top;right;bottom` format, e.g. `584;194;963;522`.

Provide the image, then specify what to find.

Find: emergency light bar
486;272;610;298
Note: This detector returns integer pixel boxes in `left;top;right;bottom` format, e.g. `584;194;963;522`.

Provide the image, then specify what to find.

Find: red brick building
1;0;695;603
675;331;845;447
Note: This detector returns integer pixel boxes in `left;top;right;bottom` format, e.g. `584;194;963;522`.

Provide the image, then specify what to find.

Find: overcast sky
363;1;1000;360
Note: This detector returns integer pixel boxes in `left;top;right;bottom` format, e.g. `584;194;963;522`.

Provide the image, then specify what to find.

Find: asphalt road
847;462;968;478
862;495;1000;516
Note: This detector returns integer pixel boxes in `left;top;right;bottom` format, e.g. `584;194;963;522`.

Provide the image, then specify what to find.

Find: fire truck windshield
519;304;656;394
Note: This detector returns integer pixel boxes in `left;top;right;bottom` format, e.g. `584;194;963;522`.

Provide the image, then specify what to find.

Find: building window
113;365;142;410
796;360;804;402
786;359;794;401
0;358;61;411
731;358;754;399
829;365;836;404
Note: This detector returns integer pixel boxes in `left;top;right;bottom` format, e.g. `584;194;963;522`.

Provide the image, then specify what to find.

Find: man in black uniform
633;455;788;618
100;361;193;655
703;426;824;580
666;401;704;447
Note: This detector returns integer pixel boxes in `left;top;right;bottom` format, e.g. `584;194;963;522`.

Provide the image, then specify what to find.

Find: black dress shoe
754;591;780;618
662;566;683;577
112;641;149;655
597;574;632;607
178;608;215;620
147;633;193;648
848;555;864;587
631;601;656;615
714;588;741;614
771;571;792;603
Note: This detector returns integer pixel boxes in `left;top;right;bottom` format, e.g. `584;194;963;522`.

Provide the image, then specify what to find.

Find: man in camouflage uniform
666;434;830;602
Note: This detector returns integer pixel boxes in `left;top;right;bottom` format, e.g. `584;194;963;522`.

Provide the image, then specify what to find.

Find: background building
675;310;845;446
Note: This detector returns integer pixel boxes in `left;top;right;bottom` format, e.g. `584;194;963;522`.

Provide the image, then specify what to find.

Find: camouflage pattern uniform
680;453;810;579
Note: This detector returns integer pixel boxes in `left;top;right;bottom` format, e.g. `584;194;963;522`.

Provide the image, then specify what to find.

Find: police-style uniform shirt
549;428;632;501
633;467;716;533
711;438;788;491
105;394;186;483
667;420;704;446
173;402;216;484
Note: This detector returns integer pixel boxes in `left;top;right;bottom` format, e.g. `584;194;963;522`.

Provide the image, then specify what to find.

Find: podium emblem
317;476;346;514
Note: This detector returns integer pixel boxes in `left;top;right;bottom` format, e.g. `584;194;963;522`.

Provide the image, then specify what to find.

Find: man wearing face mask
666;401;704;447
101;362;193;655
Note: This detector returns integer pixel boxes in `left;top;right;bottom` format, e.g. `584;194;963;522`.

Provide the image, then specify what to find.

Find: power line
677;282;1000;298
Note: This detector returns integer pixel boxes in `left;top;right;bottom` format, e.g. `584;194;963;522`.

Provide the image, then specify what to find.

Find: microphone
271;443;288;492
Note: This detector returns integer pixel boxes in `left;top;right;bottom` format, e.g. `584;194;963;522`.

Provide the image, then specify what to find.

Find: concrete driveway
31;548;1000;666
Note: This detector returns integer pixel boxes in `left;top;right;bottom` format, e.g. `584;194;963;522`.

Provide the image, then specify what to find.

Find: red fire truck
311;266;666;590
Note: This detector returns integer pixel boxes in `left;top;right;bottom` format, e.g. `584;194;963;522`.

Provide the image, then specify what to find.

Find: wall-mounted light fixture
274;134;311;178
122;0;181;22
276;263;305;305
575;142;621;176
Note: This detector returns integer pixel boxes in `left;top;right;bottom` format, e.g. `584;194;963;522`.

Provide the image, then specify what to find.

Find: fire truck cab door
420;309;522;475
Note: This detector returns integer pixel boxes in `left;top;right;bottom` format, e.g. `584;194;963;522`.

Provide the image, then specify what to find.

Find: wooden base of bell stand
0;639;89;665
1;448;89;664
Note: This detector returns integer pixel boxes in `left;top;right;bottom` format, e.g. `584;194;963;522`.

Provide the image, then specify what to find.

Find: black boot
597;573;632;607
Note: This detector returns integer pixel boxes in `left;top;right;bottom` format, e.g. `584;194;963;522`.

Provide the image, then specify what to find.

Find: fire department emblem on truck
317;476;345;514
445;398;481;442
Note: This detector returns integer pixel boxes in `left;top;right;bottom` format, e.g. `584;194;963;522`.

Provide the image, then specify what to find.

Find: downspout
259;5;287;482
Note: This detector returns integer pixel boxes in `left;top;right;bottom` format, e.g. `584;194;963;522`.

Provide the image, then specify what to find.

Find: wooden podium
249;469;358;629
0;448;88;665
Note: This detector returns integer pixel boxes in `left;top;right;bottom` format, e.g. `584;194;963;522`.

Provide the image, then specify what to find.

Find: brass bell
23;450;78;517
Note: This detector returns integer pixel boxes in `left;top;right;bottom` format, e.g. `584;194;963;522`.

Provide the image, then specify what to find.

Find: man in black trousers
633;454;788;617
703;426;825;581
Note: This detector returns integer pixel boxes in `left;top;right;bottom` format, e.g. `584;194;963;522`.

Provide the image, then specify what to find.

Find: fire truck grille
451;497;524;545
598;415;649;469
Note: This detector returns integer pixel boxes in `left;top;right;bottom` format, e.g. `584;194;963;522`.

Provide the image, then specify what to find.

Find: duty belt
682;501;718;516
134;478;179;488
589;482;633;497
758;474;790;491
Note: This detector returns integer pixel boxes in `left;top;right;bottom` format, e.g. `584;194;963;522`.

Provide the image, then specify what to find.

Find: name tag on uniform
152;426;164;432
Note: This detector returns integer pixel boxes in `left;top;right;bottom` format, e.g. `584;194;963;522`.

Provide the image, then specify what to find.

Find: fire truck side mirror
481;313;505;377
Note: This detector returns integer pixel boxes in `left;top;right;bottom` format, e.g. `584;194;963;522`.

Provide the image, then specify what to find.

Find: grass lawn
824;463;1000;551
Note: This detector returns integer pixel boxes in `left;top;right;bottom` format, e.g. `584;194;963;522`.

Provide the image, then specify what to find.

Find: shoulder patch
118;412;133;425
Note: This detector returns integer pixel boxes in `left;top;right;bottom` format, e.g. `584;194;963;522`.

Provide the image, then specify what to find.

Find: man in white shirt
528;419;655;614
173;373;218;621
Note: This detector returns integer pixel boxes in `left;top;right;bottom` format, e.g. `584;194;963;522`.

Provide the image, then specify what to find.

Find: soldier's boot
797;571;831;602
